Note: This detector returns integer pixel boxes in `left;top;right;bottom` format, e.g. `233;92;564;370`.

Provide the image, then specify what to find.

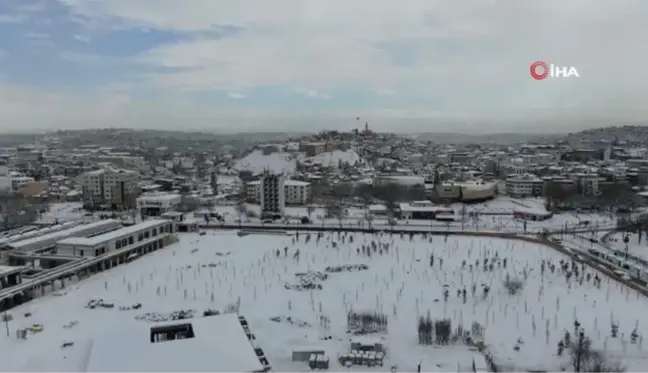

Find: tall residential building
0;162;11;192
245;179;311;205
210;171;218;195
80;167;140;209
260;174;285;216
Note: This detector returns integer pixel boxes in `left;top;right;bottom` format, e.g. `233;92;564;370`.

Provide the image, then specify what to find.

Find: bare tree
204;198;216;211
364;210;374;229
235;200;248;221
570;333;626;372
306;205;315;221
178;195;199;213
325;201;344;228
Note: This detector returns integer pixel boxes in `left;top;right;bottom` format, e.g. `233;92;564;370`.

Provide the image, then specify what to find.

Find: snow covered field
2;231;648;371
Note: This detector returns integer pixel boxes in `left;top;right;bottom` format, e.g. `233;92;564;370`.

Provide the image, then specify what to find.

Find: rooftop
85;313;263;372
9;220;121;250
137;193;182;202
57;219;169;247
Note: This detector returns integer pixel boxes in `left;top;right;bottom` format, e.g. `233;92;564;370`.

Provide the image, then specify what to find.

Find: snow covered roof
84;313;263;372
9;220;121;251
513;207;552;216
57;219;169;247
246;179;310;186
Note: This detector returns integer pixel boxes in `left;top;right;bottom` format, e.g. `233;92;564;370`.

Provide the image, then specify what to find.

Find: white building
260;174;285;216
10;176;35;191
8;219;122;253
137;193;182;217
80;167;139;208
55;219;174;258
245;179;310;205
505;174;544;198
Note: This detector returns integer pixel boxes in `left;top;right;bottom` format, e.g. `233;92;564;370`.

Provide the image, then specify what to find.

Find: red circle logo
530;61;549;80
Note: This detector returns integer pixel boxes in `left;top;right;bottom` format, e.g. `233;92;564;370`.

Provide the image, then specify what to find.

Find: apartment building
260;174;285;216
505;174;544;198
80;167;140;209
245;179;311;205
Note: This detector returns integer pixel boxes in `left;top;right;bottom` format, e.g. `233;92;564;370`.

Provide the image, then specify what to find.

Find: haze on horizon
0;0;646;134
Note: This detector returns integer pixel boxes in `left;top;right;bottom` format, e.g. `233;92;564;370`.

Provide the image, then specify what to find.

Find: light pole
575;329;585;372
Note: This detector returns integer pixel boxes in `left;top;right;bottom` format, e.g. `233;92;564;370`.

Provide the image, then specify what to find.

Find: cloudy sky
0;0;646;133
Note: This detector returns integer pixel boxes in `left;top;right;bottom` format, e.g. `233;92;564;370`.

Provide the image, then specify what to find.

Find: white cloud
73;34;92;42
0;14;29;24
376;89;395;96
2;0;648;132
60;1;648;95
294;88;331;100
228;92;245;99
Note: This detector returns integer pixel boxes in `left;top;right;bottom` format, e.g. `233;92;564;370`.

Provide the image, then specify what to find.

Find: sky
0;0;647;133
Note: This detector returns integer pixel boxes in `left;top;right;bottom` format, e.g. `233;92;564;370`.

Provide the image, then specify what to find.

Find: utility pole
4;310;9;337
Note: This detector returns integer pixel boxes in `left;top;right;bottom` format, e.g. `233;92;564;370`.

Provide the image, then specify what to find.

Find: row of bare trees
545;181;641;212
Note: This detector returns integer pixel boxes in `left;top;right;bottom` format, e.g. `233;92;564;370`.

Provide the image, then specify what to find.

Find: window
79;250;84;257
144;231;150;239
116;241;122;249
121;238;127;247
95;249;99;256
150;323;195;343
138;233;144;241
128;236;134;245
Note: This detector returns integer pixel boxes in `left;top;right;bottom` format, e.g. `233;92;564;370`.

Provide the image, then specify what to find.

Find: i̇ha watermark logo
530;60;579;80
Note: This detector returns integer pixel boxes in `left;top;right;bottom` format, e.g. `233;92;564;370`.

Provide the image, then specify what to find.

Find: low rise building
137;193;182;217
246;179;310;205
505;174;544;198
399;201;454;220
55;219;174;258
8;219;122;254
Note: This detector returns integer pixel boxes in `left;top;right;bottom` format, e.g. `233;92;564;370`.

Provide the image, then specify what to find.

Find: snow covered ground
2;231;647;372
233;150;297;174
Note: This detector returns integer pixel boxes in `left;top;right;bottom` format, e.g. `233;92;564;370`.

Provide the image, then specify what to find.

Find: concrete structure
93;154;146;170
161;211;199;232
55;219;174;258
260;174;285;216
137;193;182;217
570;173;601;196
246;179;310;205
399;201;454;220
373;175;425;186
513;207;553;221
10;176;35;191
80;167;139;208
437;181;497;202
0;222;78;249
505;174;544;198
8;219;122;254
0;162;10;192
0;265;23;291
302;142;326;157
0;226;179;311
